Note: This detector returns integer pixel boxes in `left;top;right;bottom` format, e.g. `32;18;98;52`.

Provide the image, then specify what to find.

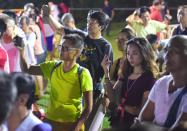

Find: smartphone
104;44;110;57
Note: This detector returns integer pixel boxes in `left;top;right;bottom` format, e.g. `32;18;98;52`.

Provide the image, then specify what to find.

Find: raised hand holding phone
101;55;111;78
104;44;110;57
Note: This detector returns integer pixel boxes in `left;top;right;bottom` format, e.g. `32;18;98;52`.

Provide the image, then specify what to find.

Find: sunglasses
58;45;80;52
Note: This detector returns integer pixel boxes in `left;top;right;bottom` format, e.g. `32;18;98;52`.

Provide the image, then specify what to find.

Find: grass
103;22;124;60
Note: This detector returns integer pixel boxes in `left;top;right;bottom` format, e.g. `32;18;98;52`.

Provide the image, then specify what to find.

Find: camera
12;35;25;49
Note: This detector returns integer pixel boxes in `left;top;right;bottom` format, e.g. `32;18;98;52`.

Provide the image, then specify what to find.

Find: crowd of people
0;0;187;131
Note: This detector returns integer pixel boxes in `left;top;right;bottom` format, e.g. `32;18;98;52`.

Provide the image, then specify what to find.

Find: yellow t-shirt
132;20;167;38
40;61;93;122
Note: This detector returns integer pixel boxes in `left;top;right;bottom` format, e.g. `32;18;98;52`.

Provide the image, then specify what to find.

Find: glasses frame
58;45;80;53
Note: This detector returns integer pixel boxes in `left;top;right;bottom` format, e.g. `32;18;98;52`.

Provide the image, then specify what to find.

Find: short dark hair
11;72;36;109
0;71;17;124
146;34;158;45
20;16;30;26
87;10;109;31
138;6;151;17
0;18;7;38
120;28;135;40
168;35;187;57
63;34;84;49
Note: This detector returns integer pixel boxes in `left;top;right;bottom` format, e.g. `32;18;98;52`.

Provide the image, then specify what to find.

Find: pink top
0;45;9;73
0;47;7;69
2;41;21;72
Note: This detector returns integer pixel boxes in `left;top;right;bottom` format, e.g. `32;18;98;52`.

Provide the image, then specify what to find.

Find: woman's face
126;44;143;67
164;43;187;73
116;32;128;51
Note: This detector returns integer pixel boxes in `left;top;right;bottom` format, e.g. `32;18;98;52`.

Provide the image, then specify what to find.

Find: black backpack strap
78;66;83;96
164;86;187;128
50;61;62;80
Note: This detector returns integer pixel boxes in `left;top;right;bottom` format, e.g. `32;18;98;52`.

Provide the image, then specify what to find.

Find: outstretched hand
42;5;50;17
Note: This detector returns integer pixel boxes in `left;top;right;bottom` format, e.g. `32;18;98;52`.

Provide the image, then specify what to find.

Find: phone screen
104;44;110;57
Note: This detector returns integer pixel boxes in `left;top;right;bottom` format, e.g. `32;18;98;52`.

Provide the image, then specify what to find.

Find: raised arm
126;10;140;26
19;49;43;76
42;5;64;32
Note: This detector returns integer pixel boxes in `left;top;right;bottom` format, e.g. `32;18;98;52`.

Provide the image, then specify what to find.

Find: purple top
122;71;156;107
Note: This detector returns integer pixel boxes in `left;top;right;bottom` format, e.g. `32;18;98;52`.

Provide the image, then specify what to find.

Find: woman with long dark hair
102;37;158;130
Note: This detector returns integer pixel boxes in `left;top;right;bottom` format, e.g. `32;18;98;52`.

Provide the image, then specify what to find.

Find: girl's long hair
120;37;159;80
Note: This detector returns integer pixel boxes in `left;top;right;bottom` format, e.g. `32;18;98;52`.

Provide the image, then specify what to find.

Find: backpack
50;61;84;95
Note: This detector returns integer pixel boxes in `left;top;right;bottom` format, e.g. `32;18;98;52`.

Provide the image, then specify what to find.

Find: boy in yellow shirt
19;34;93;131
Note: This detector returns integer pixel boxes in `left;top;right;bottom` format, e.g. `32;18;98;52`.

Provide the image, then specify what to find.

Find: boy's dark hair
11;72;36;109
120;28;135;40
63;34;84;49
146;34;158;45
0;18;7;38
87;10;109;31
0;71;17;124
138;6;151;17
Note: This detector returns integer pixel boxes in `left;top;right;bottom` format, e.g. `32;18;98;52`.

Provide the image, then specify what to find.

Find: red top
0;47;7;70
150;6;163;22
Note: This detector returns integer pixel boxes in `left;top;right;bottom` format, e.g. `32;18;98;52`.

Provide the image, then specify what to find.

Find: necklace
126;72;144;93
126;78;138;93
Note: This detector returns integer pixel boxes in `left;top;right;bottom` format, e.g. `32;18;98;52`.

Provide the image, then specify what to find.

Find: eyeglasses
58;45;80;53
